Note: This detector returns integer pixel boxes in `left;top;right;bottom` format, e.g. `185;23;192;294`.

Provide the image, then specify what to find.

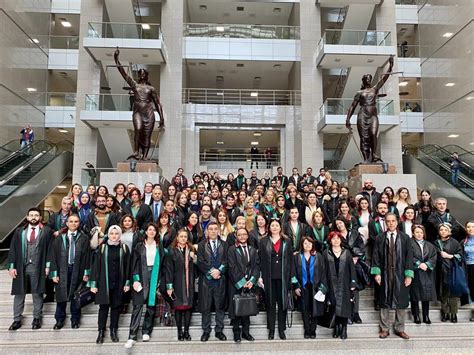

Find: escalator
403;144;474;224
0;140;73;242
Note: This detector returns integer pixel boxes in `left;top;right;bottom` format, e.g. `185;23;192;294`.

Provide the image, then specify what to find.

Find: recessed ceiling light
236;63;244;67
142;54;149;58
334;58;341;62
442;32;453;38
216;26;225;32
216;75;224;81
105;53;112;57
367;59;374;63
273;7;281;13
445;82;455;87
399;81;409;87
251;141;259;145
470;142;474;145
216;92;224;96
57;185;68;189
250;92;258;97
58;129;69;133
61;20;72;28
199;5;207;10
254;76;261;81
466;96;474;101
273;64;281;68
236;6;244;11
27;88;37;92
32;38;39;44
253;132;262;137
141;24;150;30
448;134;459;138
216;141;224;145
199;62;206;66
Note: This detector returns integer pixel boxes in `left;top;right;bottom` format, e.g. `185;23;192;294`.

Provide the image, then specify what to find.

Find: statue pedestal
347;163;417;197
117;162;161;173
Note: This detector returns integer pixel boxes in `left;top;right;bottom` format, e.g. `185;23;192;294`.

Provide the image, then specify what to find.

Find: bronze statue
345;55;394;163
114;48;164;160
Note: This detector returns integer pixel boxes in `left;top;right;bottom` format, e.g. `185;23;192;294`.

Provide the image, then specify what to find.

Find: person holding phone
165;228;196;341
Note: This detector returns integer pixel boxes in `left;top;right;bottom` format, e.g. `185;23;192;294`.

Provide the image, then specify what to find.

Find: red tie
30;227;36;243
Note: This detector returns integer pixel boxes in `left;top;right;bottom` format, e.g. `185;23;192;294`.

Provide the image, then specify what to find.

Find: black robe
248;229;267;250
410;239;437;302
158;227;176;250
164;247;194;308
434;237;463;298
342;229;365;258
258;236;293;311
427;212;463;243
8;225;53;295
323;248;357;318
284;198;306;223
283;221;311;251
196;238;228;313
310;224;330;252
48;212;71;233
226;244;260;319
293;252;327;317
123;204;153;232
90;243;131;306
130;242;165;306
48;231;91;303
371;231;414;309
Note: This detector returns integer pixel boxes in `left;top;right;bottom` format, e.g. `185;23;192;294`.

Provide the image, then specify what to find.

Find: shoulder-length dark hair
171;228;194;251
141;222;160;244
299;236;316;253
157;211;172;235
120;214;137;232
332;216;351;232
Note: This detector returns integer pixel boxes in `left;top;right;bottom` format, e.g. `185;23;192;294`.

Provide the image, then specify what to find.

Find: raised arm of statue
374;55;394;92
151;87;165;127
114;48;136;90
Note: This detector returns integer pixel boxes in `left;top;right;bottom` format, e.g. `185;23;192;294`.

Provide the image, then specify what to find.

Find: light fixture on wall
58;129;69;133
253;132;262;137
448;134;459;138
27;88;37;92
251;141;259;145
250;92;258;97
141;24;150;30
60;19;72;27
216;26;225;32
445;82;455;87
442;32;453;38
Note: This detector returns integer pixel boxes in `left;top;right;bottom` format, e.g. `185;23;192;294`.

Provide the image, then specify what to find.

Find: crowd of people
7;166;474;347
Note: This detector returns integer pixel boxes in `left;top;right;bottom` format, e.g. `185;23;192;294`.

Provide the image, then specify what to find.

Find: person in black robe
293;236;327;339
410;225;437;324
165;228;195;341
83;195;120;243
122;188;153;232
197;222;228;342
48;214;91;330
284;186;306;223
124;223;165;348
227;227;260;343
323;231;357;340
90;225;131;344
310;210;330;252
371;213;413;340
8;207;53;330
434;223;464;323
426;197;463;242
283;206;312;251
258;219;293;340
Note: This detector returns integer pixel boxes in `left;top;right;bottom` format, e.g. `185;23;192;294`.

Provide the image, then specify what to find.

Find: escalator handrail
0;140;56;167
442;144;473;156
418;149;474;188
419;144;474;173
0;142;57;188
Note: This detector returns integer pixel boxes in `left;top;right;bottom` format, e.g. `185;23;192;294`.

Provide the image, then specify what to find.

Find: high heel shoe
340;325;347;340
178;330;184;341
183;330;191;341
413;314;421;324
332;324;340;338
268;330;275;340
451;314;458;323
110;328;119;343
423;315;431;324
96;330;105;344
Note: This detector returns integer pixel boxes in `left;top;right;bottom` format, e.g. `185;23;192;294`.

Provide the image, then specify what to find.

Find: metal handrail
183;23;300;40
49;35;80;49
0;140;51;167
0;151;47;187
87;21;161;39
320;29;392;46
419;144;474;174
319;98;395;118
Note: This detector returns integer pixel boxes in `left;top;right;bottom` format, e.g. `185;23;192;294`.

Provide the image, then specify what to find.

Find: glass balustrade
184;23;300;40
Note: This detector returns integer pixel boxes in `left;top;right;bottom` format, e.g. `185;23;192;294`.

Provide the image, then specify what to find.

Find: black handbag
73;283;94;309
286;290;295;328
449;258;470;297
234;290;259;317
317;302;336;329
355;259;371;290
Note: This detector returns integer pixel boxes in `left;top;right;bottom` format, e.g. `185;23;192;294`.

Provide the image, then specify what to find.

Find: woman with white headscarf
90;225;131;344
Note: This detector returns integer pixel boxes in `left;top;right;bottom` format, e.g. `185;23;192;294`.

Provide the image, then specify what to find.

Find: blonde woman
259;190;277;220
216;209;234;241
243;197;257;231
393;187;412;218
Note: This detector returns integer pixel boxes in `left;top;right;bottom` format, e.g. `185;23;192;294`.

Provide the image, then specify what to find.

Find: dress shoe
9;321;22;331
178;330;184;341
183;330;192;341
216;332;227;341
441;313;449;322
310;333;316;339
201;332;210;342
71;321;80;329
395;331;410;340
96;330;105;344
423;315;431;324
379;330;389;339
374;304;381;311
451;314;458;323
111;328;119;343
233;333;241;343
332;324;340;338
304;331;310;339
352;313;362;324
340;325;347;340
413;314;421;324
53;321;64;330
279;330;286;340
32;318;41;330
242;333;255;341
268;330;275;340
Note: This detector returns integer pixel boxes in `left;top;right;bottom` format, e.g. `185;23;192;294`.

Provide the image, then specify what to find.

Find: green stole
147;248;161;306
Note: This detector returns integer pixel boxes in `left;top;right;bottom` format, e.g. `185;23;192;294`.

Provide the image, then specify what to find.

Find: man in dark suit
142;182;153;205
303;167;316;186
272;166;288;190
149;187;164;223
288;167;302;191
315;168;327;185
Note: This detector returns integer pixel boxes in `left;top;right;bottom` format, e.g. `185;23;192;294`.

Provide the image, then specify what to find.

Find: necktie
212;240;217;256
380;218;385;232
389;232;395;290
154;203;159;222
69;233;76;265
242;245;249;263
29;227;36;243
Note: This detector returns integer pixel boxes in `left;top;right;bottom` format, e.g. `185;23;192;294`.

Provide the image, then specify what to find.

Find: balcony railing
319;98;395;119
47;92;77;107
183;89;301;106
395;0;417;4
85;94;132;111
184;23;300;40
200;150;281;169
50;35;79;49
87;22;161;39
400;99;422;112
321;30;392;46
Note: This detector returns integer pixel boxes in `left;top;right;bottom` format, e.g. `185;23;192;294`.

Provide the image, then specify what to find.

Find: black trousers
98;287;121;330
55;265;81;322
301;283;317;334
232;316;250;335
201;284;225;333
175;309;192;332
335;316;348;326
128;303;156;339
266;279;287;332
411;300;430;317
